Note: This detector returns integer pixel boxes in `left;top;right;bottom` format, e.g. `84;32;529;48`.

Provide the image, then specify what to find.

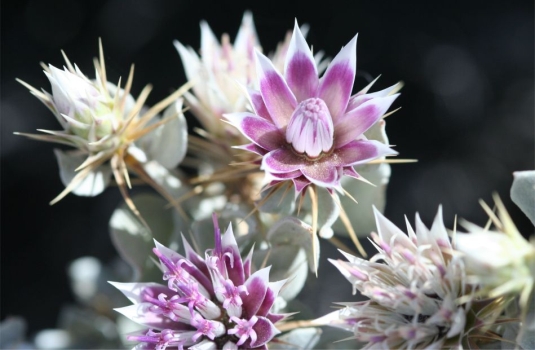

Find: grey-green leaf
511;170;535;226
258;184;296;215
267;217;319;272
253;245;309;302
143;99;188;169
109;194;175;281
54;149;112;197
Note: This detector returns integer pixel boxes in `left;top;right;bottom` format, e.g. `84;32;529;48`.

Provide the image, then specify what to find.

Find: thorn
308;185;319;276
382;106;401;119
332;194;367;258
61;50;75;73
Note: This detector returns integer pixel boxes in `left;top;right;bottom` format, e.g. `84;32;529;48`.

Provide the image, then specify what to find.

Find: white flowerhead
456;194;535;310
17;42;190;212
319;207;510;349
175;11;260;137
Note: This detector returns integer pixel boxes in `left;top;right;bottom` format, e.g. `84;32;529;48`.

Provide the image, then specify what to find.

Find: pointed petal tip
242;10;254;23
435;204;444;222
173;39;186;52
108;280;119;287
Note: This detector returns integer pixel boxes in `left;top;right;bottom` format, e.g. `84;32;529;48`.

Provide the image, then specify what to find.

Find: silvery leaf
511;170;535;226
142;99;188;169
109;193;175;281
253;245;308;302
267;217;319;272
0;317;32;349
258;184;296;215
142;160;189;199
54;149;112;197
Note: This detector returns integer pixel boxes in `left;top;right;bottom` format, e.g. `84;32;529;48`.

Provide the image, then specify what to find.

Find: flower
225;21;399;196
455;194;535;311
175;11;260;139
319;207;482;349
111;214;285;349
16;42;189;211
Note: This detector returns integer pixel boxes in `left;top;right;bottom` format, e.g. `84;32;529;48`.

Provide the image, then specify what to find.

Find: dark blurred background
2;0;534;339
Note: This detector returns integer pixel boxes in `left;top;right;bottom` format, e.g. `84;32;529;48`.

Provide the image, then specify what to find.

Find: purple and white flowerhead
319;207;474;349
225;21;399;195
111;215;286;349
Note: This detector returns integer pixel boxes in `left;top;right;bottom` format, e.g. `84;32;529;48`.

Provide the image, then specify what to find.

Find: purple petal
318;35;357;122
250;317;280;348
346;82;401;111
248;89;271;120
301;162;340;188
154;240;213;297
256;280;286;317
224;113;283;151
234;143;268;156
331;140;397;167
334;94;399;148
255;51;297;129
291;177;310;195
261;148;306;174
221;225;245;286
343;166;361;179
241;267;270;319
284;21;318;102
181;235;211;280
271;170;303;180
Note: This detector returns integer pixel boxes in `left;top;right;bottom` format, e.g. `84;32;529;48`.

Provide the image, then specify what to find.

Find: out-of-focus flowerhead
16;42;189;205
321;207;475;349
225;21;399;196
455;194;535;310
175;11;260;137
111;214;285;349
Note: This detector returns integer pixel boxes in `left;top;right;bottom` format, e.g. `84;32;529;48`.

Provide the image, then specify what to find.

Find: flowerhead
175;11;260;138
322;207;472;349
455;195;535;309
111;215;285;349
226;21;399;195
17;43;189;203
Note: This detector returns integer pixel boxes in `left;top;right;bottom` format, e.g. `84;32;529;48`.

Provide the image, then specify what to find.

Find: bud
16;42;190;207
44;65;122;141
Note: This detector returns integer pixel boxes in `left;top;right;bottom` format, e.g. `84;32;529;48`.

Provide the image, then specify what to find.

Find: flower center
285;98;334;158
